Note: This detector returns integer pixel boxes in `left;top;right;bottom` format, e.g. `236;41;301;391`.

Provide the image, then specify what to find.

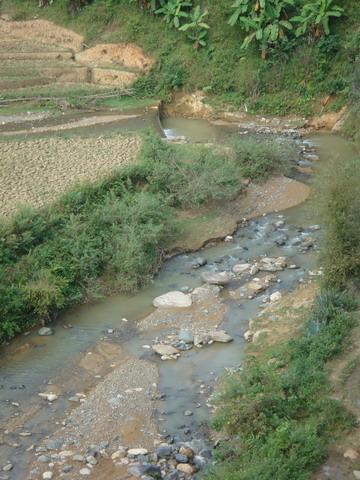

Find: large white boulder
153;291;192;308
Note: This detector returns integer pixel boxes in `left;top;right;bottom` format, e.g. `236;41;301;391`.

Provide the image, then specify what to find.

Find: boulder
153;291;192;308
232;263;251;275
201;271;232;285
152;345;179;357
258;257;287;272
178;329;194;344
211;330;233;343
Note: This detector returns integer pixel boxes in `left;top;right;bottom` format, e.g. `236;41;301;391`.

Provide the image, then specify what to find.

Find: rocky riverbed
0;124;331;480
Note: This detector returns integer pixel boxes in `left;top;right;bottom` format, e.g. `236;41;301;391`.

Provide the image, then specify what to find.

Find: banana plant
155;0;192;29
179;6;210;48
291;0;343;39
229;0;295;59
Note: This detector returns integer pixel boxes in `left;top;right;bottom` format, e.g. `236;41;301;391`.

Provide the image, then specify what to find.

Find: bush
232;138;292;180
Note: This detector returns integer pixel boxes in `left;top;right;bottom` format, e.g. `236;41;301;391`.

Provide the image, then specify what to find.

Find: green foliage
232;138;291;179
206;289;357;480
228;0;295;58
155;0;192;29
179;6;209;48
319;155;360;288
292;0;343;40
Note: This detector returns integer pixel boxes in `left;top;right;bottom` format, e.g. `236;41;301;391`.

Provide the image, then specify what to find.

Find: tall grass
0;132;289;341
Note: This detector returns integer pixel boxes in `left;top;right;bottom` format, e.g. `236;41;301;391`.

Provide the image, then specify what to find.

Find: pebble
2;465;12;472
127;448;148;456
354;471;360;480
42;472;53;480
184;410;193;416
86;455;97;465
80;468;91;476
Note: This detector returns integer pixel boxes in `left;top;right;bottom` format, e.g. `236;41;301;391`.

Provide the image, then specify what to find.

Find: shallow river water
0;118;357;478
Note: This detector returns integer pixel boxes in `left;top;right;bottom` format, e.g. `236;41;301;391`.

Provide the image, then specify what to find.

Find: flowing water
0;116;356;478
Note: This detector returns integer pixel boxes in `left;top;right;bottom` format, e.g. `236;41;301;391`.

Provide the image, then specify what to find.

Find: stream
0;117;357;479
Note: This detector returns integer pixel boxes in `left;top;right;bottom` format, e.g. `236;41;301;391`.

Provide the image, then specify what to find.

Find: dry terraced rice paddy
0;135;141;218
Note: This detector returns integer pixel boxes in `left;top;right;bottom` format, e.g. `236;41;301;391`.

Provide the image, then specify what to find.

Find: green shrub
232;138;291;180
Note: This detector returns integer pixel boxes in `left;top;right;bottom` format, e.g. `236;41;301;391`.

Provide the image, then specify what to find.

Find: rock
191;285;220;301
164;472;179;480
175;453;188;463
111;448;126;460
127;448;148;456
79;468;91;476
225;235;233;242
344;448;359;461
37;455;51;463
42;473;53;480
153;291;192;308
177;463;195;475
249;265;259;275
38;327;54;336
38;393;58;402
2;465;12;472
107;328;114;334
191;257;207;269
193;333;212;347
128;463;161;478
156;445;172;459
72;455;85;463
308;224;320;231
184;410;193;416
86;455;97;465
193;455;206;469
258;257;287;272
211;330;233;343
46;440;61;450
201;271;232;285
179;446;194;458
353;471;360;480
270;291;282;302
244;330;253;342
275;234;288;246
152;345;179;357
178;329;194;344
62;465;72;473
232;263;251;275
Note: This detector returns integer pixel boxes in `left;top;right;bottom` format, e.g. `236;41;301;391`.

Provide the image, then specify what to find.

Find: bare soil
0;134;141;218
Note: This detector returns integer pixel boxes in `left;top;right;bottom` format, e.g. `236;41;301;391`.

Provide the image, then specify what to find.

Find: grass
0;131;289;341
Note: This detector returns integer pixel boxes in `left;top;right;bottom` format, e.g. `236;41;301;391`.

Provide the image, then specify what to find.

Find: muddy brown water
0;118;357;478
